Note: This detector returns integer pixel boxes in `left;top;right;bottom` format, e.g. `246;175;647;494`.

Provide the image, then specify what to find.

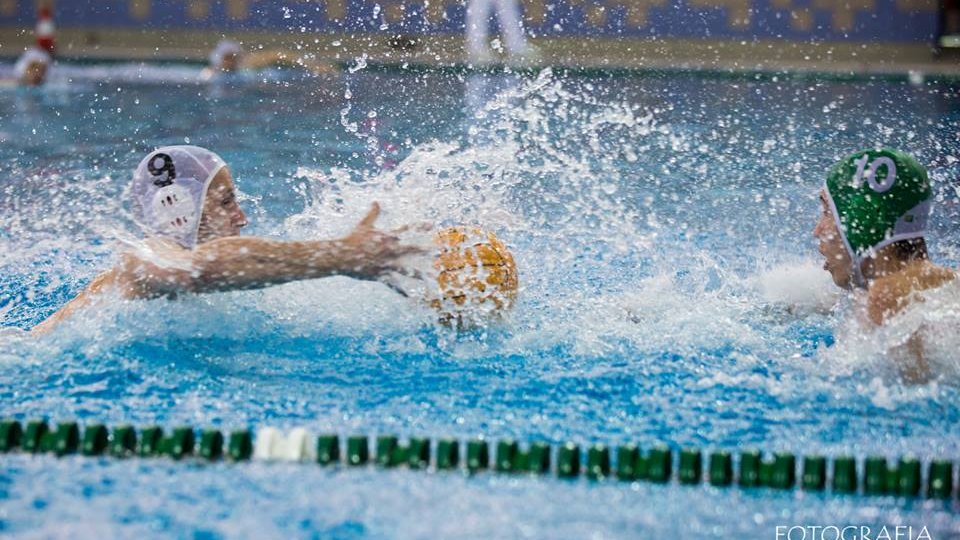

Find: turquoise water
1;64;960;537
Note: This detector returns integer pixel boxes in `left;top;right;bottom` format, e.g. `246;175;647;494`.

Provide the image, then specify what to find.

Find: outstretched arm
32;203;428;334
244;50;337;75
129;203;424;295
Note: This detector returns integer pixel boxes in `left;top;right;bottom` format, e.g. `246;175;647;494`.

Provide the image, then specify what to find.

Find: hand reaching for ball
338;202;432;280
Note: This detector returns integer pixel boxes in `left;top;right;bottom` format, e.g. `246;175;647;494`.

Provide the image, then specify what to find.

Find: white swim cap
14;47;51;80
131;146;227;249
209;40;243;69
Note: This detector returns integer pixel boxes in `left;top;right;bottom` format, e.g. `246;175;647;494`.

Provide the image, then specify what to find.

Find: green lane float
495;440;519;472
160;426;195;459
23;419;48;453
647;446;671;483
832;456;857;493
0;418;956;500
708;451;732;486
0;420;22;452
111;425;137;457
436;439;459;470
466;440;489;472
557;442;580;478
897;458;921;497
801;456;826;491
347;435;369;466
199;429;224;460
615;444;641;481
525;442;551;474
228;430;253;461
376;435;400;467
316;435;339;464
586;444;610;480
770;453;796;489
739;450;761;487
408;438;430;469
82;424;109;456
864;456;888;495
928;460;953;499
678;448;701;485
376;436;430;469
139;426;163;457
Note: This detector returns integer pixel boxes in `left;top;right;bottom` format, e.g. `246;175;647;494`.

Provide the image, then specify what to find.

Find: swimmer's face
220;52;240;72
21;61;47;86
814;189;855;289
197;168;248;243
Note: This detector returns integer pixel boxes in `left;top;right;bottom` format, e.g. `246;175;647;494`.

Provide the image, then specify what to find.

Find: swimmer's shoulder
142;237;191;254
115;238;196;297
867;261;956;324
30;239;193;335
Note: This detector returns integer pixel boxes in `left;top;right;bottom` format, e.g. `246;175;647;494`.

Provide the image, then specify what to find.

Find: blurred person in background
12;48;51;87
202;40;336;80
465;0;539;64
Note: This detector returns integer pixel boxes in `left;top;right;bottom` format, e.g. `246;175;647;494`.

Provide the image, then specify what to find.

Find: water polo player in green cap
814;148;956;380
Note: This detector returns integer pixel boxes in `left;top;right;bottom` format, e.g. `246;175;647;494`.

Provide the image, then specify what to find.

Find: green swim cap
824;148;931;282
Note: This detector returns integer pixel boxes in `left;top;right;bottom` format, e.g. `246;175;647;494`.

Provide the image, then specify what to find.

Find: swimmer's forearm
186;237;365;293
245;50;297;70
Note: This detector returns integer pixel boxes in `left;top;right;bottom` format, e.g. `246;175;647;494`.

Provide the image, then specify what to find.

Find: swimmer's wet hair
887;238;928;262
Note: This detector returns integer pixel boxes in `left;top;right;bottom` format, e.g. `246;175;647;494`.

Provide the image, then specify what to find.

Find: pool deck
1;28;958;79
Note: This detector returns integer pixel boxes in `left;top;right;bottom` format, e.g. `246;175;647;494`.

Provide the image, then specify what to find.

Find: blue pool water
1;64;960;537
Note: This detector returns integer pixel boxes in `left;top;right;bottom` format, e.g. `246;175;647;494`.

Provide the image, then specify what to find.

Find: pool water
1;64;960;538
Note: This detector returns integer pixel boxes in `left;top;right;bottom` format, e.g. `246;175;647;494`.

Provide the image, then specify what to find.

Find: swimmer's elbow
188;254;246;292
187;257;266;293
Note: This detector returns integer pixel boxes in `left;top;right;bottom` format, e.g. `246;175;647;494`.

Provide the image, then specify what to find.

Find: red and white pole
36;6;55;56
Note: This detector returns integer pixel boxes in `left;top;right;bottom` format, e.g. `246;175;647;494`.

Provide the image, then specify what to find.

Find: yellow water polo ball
431;226;519;326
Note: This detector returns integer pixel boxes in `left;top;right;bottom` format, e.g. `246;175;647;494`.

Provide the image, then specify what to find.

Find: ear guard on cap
823;148;932;287
131;146;227;249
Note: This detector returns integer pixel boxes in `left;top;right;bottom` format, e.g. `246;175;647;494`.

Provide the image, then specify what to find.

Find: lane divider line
0;419;954;499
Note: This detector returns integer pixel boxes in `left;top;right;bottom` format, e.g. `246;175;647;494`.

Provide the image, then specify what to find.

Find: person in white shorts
465;0;538;63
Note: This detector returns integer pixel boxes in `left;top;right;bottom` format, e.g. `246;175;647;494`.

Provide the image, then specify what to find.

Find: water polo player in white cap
13;47;51;86
32;146;426;334
201;39;336;80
